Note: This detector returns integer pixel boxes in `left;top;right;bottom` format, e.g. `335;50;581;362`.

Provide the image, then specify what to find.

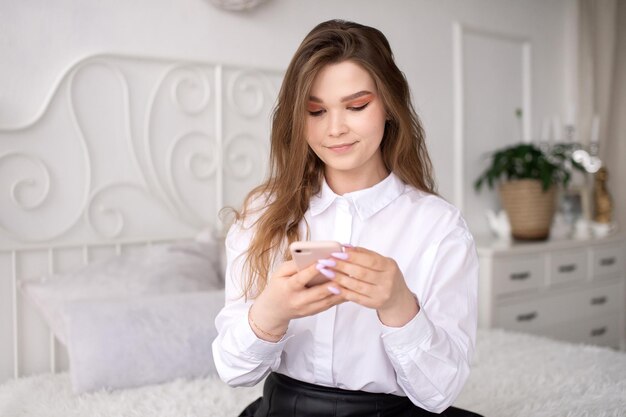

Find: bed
1;329;625;417
1;54;625;417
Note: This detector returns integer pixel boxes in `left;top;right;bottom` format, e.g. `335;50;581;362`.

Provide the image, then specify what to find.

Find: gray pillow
63;290;225;393
20;240;223;345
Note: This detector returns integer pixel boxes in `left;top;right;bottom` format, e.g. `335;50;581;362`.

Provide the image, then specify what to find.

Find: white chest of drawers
476;233;625;349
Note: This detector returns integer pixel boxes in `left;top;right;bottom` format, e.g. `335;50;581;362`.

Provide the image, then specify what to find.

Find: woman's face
305;61;388;189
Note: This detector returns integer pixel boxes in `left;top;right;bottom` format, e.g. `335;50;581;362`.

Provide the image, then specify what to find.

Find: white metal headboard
0;54;283;383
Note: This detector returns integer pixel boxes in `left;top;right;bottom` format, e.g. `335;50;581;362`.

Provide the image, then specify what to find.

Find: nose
327;112;348;138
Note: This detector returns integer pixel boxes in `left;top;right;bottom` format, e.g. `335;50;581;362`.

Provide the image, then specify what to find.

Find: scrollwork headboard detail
0;54;282;381
0;54;282;247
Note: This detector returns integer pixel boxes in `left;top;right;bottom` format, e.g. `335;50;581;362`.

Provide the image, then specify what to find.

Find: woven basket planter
499;179;556;241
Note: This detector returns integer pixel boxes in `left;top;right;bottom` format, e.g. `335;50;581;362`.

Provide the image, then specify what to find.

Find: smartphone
289;240;343;287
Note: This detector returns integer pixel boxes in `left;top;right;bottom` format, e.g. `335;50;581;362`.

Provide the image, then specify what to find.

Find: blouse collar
309;172;406;220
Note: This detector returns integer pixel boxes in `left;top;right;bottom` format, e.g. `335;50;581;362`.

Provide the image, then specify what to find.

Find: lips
326;141;357;153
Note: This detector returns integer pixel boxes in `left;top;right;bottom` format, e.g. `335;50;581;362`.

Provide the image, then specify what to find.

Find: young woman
212;19;480;417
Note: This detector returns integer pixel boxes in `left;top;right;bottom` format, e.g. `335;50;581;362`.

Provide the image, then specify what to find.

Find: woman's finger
334;284;376;309
298;278;343;303
324;259;377;284
273;260;298;278
291;262;325;288
303;293;346;316
331;270;376;298
331;247;388;272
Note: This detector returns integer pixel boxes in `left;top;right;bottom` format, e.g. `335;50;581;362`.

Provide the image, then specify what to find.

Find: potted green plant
474;142;585;240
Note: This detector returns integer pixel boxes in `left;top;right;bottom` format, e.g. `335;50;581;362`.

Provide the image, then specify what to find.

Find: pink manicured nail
342;244;354;248
327;286;341;295
317;266;336;278
317;258;337;267
331;252;349;260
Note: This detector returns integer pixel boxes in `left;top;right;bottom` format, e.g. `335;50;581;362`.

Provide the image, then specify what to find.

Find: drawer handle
599;257;616;267
558;264;577;273
510;272;530;281
590;296;607;305
516;312;538;322
590;327;607;337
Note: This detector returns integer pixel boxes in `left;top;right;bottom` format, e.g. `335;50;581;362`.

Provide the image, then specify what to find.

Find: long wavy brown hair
235;19;436;299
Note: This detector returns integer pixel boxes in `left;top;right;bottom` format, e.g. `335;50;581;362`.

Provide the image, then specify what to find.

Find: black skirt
239;372;482;417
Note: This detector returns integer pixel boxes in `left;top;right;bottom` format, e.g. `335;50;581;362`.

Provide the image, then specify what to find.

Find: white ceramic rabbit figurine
486;209;511;240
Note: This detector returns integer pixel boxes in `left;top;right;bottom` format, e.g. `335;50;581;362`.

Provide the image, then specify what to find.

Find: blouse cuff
380;308;434;352
233;311;292;360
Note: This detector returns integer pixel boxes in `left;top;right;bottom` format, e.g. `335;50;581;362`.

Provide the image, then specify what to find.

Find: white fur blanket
1;329;625;417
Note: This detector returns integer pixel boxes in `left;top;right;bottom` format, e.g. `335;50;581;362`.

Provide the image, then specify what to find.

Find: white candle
590;115;600;144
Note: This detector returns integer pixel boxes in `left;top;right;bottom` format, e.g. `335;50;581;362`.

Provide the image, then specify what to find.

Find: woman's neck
324;165;389;195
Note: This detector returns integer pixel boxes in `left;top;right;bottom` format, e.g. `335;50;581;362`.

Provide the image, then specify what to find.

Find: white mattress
1;329;625;417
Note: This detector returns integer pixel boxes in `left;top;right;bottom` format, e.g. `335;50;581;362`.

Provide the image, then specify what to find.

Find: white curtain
577;0;624;227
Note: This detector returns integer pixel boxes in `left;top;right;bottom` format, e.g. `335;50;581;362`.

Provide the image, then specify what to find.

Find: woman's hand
319;247;419;327
249;260;344;341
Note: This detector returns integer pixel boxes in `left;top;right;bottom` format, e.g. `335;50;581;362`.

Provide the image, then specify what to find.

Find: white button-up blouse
212;172;478;413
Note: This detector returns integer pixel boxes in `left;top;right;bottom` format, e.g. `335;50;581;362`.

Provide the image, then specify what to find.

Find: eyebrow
308;90;374;103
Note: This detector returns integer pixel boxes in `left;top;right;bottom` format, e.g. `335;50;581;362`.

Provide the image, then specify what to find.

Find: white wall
0;0;576;235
